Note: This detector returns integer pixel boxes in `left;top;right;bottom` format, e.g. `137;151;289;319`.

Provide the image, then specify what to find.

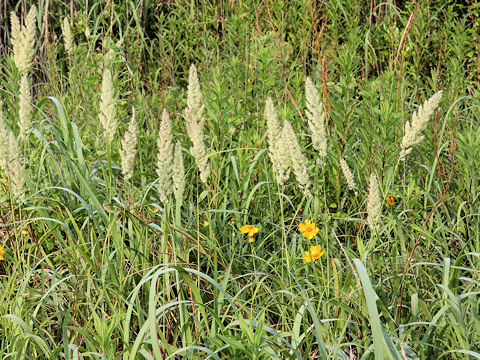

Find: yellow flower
386;194;395;207
240;225;259;237
303;245;324;263
0;244;4;261
248;237;255;243
298;219;319;240
203;220;209;227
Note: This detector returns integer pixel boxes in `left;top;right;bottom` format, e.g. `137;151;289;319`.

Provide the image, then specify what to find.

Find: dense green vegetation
1;0;479;358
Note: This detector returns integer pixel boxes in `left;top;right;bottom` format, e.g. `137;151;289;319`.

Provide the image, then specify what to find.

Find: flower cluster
154;111;185;204
298;219;324;263
265;99;311;196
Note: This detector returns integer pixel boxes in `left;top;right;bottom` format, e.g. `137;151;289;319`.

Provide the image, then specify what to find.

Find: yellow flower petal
298;223;307;232
248;227;259;237
310;245;324;257
240;225;253;234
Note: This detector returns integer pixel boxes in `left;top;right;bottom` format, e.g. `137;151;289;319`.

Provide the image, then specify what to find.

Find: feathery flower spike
305;77;327;165
282;121;311;196
0;102;9;172
367;173;382;231
400;91;443;160
172;141;185;200
62;16;74;57
340;158;357;195
99;68;117;143
10;6;36;74
7;131;26;200
266;98;290;186
186;64;210;183
120;109;137;180
157;109;174;204
18;74;32;140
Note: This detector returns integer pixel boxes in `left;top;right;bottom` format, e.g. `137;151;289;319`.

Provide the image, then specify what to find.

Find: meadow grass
0;1;479;359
